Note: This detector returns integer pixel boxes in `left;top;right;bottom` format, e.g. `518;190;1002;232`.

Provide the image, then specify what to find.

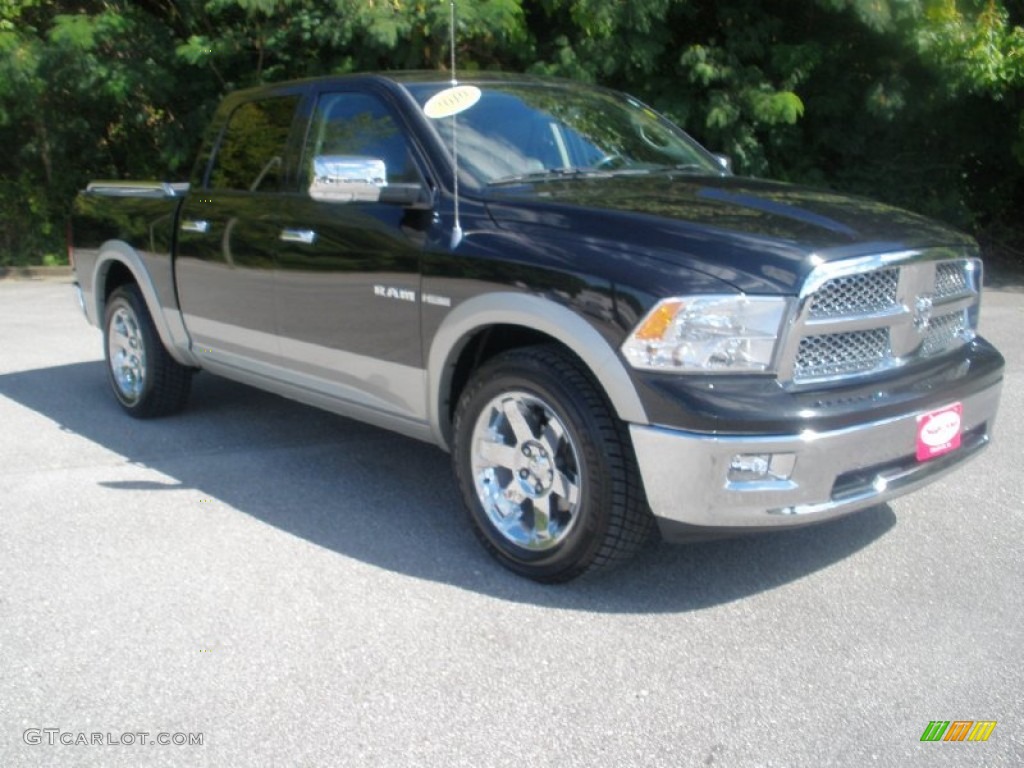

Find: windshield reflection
407;82;723;185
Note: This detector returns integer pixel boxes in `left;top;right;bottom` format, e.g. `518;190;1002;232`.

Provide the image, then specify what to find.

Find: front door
273;88;432;423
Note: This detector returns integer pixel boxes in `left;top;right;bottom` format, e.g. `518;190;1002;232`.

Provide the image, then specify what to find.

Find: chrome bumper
631;380;1002;538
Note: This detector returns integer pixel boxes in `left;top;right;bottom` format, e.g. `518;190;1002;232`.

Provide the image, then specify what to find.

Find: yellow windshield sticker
424;85;482;119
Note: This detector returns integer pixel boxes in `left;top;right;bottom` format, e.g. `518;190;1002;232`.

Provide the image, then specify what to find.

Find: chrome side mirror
309;155;386;203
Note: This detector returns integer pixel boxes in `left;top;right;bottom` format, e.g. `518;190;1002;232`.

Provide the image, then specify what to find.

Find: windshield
405;81;723;185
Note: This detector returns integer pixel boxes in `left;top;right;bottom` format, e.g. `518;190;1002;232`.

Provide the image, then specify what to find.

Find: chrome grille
935;261;969;299
781;251;981;386
921;310;968;356
795;329;891;379
808;268;899;318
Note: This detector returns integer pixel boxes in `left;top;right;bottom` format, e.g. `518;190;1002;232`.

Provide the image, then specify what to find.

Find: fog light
728;453;795;482
729;454;770;481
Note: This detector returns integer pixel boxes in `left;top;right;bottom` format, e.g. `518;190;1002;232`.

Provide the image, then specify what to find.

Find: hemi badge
423;293;452;308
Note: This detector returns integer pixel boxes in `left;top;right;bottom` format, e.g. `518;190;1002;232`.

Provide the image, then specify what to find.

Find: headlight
621;295;789;373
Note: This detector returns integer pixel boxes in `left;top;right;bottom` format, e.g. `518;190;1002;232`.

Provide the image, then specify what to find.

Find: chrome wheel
102;284;191;417
469;390;582;552
107;305;146;404
454;346;653;582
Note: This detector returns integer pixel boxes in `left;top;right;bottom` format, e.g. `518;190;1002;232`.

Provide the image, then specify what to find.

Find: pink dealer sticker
916;403;962;461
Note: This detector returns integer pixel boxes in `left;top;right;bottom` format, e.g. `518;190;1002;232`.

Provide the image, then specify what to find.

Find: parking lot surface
1;278;1021;767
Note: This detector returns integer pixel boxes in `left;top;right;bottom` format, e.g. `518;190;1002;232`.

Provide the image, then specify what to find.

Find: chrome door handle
279;229;317;245
180;219;210;234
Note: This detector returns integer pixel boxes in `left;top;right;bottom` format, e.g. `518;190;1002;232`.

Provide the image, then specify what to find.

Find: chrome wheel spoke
470;390;582;552
501;398;535;445
530;501;552;542
540;420;566;461
494;508;524;536
108;307;146;401
476;437;518;470
551;469;580;506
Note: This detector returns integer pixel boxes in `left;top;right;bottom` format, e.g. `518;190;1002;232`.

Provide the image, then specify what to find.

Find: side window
306;92;419;184
209;96;299;192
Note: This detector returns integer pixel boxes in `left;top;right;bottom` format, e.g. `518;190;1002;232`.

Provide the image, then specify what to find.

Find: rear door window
209;96;300;192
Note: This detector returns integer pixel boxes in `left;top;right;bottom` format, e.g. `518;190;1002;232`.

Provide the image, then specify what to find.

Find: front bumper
631;379;1002;541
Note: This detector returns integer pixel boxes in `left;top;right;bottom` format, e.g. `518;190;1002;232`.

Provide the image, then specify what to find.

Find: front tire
453;345;652;583
103;284;192;418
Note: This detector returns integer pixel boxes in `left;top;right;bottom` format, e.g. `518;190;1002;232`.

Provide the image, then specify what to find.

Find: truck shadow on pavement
1;361;896;613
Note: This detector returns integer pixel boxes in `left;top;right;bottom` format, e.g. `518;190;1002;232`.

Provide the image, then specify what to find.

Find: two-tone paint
71;72;1004;540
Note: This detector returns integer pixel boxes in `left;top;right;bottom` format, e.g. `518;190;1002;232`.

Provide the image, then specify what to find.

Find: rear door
175;87;304;371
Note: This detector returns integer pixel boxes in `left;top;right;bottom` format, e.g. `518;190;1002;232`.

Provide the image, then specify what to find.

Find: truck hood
483;175;976;294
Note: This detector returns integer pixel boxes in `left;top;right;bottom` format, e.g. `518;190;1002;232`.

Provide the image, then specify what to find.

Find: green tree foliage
0;1;200;262
0;0;1021;266
524;0;1023;246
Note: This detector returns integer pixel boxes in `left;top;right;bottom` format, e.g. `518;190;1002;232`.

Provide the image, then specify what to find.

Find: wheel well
101;261;137;309
445;324;579;433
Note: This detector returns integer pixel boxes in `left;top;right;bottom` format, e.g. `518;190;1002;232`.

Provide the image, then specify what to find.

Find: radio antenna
449;0;458;85
448;0;463;248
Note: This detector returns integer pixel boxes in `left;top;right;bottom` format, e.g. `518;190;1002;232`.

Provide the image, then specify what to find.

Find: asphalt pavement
1;277;1021;767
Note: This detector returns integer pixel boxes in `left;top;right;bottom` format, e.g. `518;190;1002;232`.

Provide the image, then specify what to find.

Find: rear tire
103;284;191;418
452;345;653;583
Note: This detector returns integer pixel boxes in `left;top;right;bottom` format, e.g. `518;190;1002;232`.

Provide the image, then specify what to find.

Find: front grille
808;268;899;319
780;253;981;386
935;262;969;299
921;310;969;356
795;329;891;379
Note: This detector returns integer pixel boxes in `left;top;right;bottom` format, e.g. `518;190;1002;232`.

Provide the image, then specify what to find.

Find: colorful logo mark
920;720;996;742
916;402;962;461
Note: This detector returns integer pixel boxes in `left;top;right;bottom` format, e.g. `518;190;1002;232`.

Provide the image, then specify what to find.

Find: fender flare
427;292;649;449
91;242;198;367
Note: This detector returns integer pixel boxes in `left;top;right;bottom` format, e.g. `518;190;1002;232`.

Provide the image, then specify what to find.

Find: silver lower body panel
631;380;1002;537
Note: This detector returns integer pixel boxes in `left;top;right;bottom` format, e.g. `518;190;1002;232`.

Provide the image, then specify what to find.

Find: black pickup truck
70;72;1004;582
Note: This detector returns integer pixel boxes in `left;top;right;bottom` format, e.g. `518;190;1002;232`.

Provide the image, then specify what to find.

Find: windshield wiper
488;167;613;186
641;163;721;176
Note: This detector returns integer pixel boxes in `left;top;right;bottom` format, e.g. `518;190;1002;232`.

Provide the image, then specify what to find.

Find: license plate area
916;402;962;462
